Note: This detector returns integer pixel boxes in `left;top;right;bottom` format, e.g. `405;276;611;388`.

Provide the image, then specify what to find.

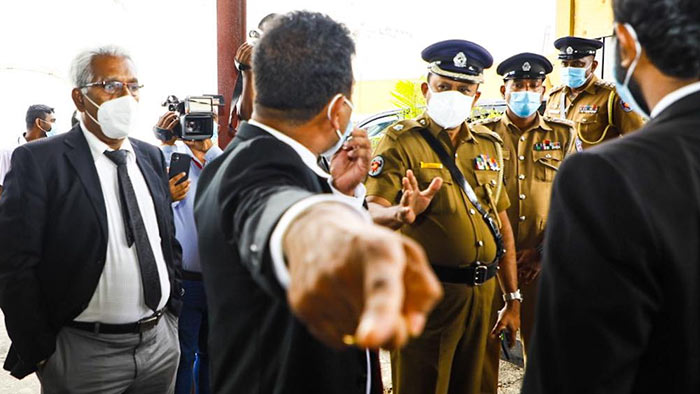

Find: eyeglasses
81;80;143;95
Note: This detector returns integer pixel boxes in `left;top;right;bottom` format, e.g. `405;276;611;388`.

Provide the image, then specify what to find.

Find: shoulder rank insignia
474;154;500;171
594;80;615;90
620;99;633;112
534;140;561;151
369;156;384;177
579;104;599;114
393;124;404;131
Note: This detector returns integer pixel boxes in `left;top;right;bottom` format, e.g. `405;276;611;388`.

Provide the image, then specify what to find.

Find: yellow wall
556;0;614;39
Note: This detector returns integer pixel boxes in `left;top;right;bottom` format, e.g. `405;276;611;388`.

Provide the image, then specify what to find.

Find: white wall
0;0;218;149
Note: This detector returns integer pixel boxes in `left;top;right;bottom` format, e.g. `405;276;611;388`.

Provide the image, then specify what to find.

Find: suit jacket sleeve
0;146;56;367
218;139;319;298
156;147;183;311
522;152;663;393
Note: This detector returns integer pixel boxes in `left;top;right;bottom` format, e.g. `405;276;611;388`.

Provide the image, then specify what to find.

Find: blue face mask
613;23;650;118
508;91;542;118
38;119;55;137
561;67;589;89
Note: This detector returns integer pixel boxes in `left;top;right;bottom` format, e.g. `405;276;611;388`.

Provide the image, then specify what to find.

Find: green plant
390;79;426;119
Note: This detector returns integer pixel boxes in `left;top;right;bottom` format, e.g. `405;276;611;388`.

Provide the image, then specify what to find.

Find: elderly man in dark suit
523;0;700;392
195;11;442;394
0;46;182;393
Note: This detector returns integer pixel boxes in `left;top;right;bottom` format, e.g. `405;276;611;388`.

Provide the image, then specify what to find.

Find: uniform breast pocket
415;168;455;214
577;115;605;141
533;150;563;182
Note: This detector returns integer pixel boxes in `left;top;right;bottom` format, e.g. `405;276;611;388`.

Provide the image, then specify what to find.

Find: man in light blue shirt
157;111;222;394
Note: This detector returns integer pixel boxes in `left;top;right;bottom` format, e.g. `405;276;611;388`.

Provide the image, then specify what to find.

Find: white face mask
322;93;354;160
426;86;475;129
83;93;139;140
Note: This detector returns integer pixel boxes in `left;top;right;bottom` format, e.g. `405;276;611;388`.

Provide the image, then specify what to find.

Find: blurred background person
0;105;55;196
154;108;223;394
227;13;279;139
523;0;700;392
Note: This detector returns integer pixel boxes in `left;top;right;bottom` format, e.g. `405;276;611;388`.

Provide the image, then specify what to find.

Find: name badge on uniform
579;104;599;114
420;162;443;169
534;140;562;151
474;154;499;171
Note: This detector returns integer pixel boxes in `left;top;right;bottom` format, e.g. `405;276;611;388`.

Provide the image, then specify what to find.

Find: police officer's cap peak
422;39;493;84
497;52;553;80
554;36;603;60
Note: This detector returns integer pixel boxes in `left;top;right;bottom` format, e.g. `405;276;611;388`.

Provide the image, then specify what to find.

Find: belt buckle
137;311;162;333
473;264;488;286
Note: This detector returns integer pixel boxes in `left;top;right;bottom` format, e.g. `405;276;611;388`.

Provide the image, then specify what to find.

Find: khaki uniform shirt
545;75;645;150
365;113;509;267
476;113;576;250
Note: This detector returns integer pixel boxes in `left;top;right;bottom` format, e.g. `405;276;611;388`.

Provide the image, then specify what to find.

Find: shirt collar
650;80;700;118
17;134;27;145
422;112;475;142
248;119;330;179
502;112;552;133
79;120;134;163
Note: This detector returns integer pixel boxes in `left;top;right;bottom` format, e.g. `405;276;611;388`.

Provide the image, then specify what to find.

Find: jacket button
519;194;526;200
180;288;185;296
250;244;259;253
519;155;525;161
519;216;526;222
518;174;525;180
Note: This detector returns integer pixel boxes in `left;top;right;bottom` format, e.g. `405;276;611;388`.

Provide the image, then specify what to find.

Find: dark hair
614;0;700;78
25;104;54;130
253;11;355;124
258;13;279;30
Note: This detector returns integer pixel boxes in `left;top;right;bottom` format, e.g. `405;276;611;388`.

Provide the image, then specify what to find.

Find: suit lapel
63;126;108;240
130;139;165;222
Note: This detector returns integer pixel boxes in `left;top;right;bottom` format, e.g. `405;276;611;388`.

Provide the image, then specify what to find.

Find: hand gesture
396;170;443;224
330;128;371;196
235;42;254;71
285;205;443;350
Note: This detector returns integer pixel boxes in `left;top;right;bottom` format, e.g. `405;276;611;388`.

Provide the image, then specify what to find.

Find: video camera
156;95;224;141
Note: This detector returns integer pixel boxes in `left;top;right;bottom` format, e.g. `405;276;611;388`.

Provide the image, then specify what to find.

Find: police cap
421;39;493;84
497;52;553;80
554;36;603;60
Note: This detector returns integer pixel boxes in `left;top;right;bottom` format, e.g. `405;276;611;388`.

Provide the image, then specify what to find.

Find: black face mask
614;39;651;116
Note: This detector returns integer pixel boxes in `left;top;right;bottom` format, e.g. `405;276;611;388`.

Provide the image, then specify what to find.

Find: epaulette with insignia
543;115;575;128
470;123;504;144
549;84;565;94
471;116;501;126
384;119;422;140
594;80;615;90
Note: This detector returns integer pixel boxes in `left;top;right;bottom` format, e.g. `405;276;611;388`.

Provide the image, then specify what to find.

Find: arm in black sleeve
522;152;662;394
0;147;55;370
219;139;319;298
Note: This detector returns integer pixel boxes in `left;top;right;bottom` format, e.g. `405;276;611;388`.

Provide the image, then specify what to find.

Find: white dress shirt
248;120;372;394
75;123;171;324
650;80;700;118
0;135;27;186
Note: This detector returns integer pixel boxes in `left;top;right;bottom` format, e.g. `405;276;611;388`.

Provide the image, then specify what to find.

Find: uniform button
520;136;526;141
519;194;526;200
519;216;526;222
250;244;259;253
518;174;525;180
477;240;484;247
545;154;552;159
490;179;496;186
519;155;525;161
469;209;476;215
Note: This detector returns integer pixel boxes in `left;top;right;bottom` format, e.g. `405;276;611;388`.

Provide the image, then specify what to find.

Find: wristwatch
503;289;523;303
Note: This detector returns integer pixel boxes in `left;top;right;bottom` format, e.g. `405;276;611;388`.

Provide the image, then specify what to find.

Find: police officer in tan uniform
546;36;645;150
478;53;577;393
365;40;521;394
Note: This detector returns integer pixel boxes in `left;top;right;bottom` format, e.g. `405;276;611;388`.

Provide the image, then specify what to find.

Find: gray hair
69;45;134;88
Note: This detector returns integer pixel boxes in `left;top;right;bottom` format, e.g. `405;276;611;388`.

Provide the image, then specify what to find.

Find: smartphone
500;330;513;361
168;153;191;185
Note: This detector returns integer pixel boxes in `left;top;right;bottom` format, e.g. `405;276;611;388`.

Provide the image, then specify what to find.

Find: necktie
104;149;162;312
